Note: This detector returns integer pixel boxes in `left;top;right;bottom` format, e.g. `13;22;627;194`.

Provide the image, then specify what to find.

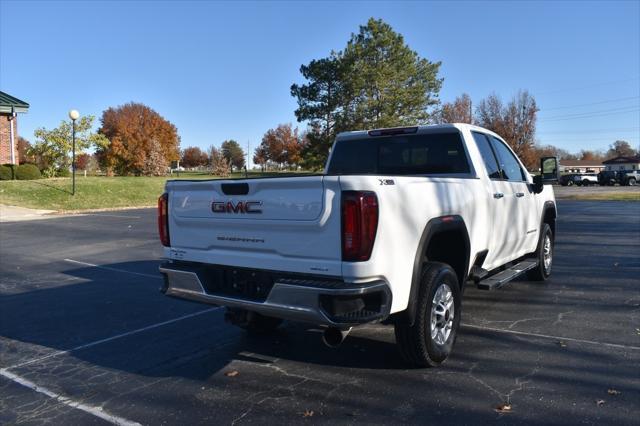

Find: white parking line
7;307;222;371
1;306;222;424
63;258;162;280
462;323;640;351
0;369;141;426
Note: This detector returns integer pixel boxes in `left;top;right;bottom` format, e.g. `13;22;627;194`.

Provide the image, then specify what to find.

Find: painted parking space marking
0;369;142;426
462;323;640;351
63;258;162;280
1;307;223;424
5;307;222;371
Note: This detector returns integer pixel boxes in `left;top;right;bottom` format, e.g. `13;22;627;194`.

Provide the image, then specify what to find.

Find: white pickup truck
158;124;558;367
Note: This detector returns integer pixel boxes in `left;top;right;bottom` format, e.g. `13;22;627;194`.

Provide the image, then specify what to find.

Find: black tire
567;180;574;186
394;262;461;368
582;179;590;187
628;178;636;186
225;308;283;334
527;223;553;281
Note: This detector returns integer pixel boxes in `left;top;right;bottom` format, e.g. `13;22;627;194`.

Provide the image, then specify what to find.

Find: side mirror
533;157;559;194
541;157;559;182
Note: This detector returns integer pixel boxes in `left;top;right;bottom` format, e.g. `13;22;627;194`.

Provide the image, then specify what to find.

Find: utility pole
68;110;80;195
245;140;250;178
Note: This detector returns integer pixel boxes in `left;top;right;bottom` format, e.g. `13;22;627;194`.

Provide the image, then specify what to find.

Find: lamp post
68;109;80;195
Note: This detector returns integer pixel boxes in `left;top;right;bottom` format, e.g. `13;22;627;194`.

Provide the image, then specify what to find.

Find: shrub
15;164;42;180
0;165;13;180
1;163;17;180
56;168;71;177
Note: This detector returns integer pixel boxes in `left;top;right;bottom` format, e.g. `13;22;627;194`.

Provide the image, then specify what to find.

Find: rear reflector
341;191;378;261
158;193;170;247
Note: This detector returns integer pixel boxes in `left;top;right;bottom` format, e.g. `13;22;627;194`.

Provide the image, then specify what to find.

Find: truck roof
335;123;502;141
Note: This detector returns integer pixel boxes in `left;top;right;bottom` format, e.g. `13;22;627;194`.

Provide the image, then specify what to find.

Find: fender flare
399;215;470;326
540;201;557;239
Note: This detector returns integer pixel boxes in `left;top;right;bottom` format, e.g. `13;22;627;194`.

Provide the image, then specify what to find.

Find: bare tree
475;90;539;170
440;93;473;124
606;140;637;159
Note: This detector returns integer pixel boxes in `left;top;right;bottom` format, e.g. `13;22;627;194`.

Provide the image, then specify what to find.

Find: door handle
493;192;504;199
515;192;525;198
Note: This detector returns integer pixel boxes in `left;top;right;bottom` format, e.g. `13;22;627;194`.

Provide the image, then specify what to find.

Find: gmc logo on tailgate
211;200;263;214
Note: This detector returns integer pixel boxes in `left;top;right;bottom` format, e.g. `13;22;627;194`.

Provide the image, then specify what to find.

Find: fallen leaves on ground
302;410;314;417
596;399;605;406
494;403;512;413
607;389;621;395
224;370;239;377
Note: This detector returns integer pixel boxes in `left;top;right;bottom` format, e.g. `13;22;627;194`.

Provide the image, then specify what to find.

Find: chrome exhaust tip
322;327;352;348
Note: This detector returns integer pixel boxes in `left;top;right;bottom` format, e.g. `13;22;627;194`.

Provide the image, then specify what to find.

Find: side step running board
476;259;538;291
469;266;489;283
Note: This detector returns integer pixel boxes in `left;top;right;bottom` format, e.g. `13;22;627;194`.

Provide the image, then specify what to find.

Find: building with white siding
603;155;640;172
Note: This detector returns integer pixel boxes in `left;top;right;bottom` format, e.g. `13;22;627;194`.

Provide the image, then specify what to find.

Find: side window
472;132;501;179
490;137;526;182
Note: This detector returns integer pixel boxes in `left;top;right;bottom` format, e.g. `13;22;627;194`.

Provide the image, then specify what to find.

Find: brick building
0;91;30;165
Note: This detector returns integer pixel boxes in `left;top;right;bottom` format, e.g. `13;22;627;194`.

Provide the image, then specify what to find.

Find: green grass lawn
2;173;637;212
0;171;313;211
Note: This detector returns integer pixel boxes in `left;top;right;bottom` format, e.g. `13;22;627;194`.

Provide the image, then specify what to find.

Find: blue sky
1;0;638;165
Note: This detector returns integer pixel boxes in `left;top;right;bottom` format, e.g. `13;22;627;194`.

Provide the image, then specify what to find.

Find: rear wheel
527;223;553;281
582;179;591;186
628;178;636;186
394;262;461;368
225;308;283;334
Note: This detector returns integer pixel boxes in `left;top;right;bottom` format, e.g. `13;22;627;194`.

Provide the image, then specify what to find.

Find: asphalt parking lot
1;201;639;425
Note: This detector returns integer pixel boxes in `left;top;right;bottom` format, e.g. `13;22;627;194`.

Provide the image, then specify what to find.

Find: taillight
158;193;170;247
341;191;378;261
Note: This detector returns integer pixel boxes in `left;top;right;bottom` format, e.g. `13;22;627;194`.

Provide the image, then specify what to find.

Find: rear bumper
159;261;392;327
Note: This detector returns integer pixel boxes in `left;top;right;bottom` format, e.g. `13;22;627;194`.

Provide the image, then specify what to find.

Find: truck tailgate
165;176;342;276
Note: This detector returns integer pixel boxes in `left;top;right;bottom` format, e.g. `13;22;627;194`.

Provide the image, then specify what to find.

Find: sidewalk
0;204;57;223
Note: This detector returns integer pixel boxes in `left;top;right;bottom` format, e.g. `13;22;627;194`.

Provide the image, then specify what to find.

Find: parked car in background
599;170;640;186
619;170;639;186
598;170;619;186
559;173;579;186
560;173;597;186
576;173;599;186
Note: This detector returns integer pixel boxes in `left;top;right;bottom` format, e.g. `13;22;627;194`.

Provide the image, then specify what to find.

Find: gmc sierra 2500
158;124;559;367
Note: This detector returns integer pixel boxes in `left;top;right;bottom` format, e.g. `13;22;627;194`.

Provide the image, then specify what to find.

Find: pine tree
291;18;442;167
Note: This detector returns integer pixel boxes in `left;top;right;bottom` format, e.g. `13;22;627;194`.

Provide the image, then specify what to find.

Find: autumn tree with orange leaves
253;145;269;172
181;146;209;168
255;124;304;170
97;103;180;176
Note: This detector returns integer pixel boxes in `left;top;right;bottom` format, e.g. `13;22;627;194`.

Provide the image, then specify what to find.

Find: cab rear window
327;131;471;176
